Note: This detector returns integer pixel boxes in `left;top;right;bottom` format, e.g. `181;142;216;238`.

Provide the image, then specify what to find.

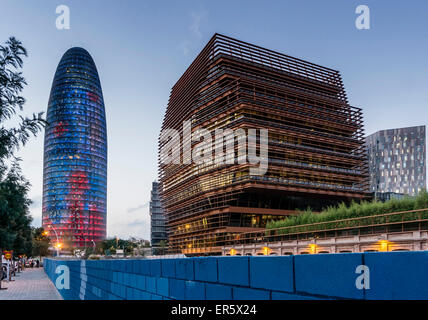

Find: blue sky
1;0;427;240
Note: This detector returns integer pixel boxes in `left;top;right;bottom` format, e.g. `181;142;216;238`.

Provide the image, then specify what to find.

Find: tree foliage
0;37;45;255
0;162;33;255
32;227;50;257
100;237;150;256
100;238;135;255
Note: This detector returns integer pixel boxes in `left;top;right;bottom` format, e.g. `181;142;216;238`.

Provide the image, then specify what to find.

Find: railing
211;34;342;87
224;208;428;246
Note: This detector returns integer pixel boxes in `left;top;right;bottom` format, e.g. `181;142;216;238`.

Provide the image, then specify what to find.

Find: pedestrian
1;265;6;280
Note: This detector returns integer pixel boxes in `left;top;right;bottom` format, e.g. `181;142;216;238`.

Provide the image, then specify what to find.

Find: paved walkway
0;268;62;300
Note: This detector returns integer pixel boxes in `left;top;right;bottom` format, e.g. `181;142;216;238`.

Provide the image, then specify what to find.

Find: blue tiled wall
44;251;428;300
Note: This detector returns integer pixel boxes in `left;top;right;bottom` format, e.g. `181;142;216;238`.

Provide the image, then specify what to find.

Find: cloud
189;10;207;39
180;9;208;56
30;195;43;227
180;40;191;56
108;218;151;240
127;201;150;213
30;195;42;209
31;216;42;228
126;219;149;227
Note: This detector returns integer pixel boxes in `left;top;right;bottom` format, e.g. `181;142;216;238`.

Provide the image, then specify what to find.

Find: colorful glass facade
42;47;107;248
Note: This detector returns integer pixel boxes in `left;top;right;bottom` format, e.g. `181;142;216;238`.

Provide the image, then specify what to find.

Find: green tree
0;37;45;255
100;238;118;252
158;240;168;255
32;227;50;258
100;237;149;256
0;162;33;256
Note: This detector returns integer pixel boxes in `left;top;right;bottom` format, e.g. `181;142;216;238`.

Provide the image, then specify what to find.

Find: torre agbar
42;47;107;249
159;34;369;255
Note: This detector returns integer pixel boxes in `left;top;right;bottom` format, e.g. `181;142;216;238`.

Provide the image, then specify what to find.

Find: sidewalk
0;267;62;300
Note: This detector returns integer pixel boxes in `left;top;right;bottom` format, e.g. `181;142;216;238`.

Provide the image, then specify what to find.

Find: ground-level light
262;246;271;255
309;243;318;254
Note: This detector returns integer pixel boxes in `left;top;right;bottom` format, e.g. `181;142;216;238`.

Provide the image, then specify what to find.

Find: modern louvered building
42;47;107;249
159;34;369;255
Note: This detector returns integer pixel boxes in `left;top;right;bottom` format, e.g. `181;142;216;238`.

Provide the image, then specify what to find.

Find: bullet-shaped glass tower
42;47;107;249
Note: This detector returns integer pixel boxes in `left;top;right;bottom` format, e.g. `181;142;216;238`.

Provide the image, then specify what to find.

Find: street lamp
48;225;60;257
56;243;62;254
91;239;96;253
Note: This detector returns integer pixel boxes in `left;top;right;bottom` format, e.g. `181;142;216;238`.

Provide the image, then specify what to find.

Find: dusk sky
1;0;427;240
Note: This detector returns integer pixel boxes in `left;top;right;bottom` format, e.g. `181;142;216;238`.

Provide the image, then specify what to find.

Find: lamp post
91;240;96;253
48;225;60;257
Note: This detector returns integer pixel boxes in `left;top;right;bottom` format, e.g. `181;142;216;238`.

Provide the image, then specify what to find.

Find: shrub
266;190;428;232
